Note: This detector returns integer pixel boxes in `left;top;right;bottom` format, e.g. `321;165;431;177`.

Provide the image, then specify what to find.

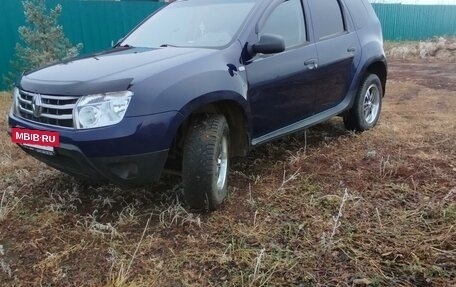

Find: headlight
74;91;133;129
11;87;20;115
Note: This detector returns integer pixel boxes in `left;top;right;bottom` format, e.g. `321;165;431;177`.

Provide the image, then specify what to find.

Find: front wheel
182;114;230;212
344;74;383;132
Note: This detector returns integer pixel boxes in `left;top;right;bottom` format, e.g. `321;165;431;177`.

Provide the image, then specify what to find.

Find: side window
310;0;345;39
260;0;306;49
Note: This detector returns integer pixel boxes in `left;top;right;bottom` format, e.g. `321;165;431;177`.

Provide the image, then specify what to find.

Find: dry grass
0;61;455;286
385;37;456;62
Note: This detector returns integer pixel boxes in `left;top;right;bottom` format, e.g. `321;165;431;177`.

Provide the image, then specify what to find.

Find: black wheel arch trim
169;91;252;156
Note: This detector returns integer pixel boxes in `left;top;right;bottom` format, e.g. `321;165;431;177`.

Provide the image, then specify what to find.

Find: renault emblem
32;94;43;117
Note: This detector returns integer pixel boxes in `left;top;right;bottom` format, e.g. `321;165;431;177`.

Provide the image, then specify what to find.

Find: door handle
304;59;318;70
347;47;357;53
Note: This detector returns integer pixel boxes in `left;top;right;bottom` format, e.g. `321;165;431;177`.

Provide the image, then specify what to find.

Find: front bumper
19;143;168;185
8;110;183;185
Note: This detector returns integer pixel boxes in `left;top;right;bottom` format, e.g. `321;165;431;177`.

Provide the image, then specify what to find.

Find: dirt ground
389;60;456;91
0;58;455;287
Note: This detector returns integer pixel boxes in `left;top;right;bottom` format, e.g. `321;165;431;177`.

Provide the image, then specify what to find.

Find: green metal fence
0;0;164;90
1;1;456;90
374;4;456;40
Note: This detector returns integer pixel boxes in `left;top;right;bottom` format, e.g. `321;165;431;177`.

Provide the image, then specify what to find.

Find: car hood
19;47;217;95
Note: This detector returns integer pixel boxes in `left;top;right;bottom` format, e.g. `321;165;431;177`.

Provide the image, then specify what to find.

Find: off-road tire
344;74;383;131
182;114;230;212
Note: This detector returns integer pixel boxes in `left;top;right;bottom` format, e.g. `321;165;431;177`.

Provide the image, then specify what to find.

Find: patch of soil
388;60;456;91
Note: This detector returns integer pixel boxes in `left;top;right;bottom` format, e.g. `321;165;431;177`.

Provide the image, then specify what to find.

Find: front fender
177;90;250;120
129;69;248;114
146;77;251;148
127;41;248;117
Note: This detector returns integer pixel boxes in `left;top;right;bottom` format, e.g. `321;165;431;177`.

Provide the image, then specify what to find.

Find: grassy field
0;61;455;286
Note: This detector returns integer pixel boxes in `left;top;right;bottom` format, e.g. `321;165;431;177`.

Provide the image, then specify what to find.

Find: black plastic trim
251;92;353;146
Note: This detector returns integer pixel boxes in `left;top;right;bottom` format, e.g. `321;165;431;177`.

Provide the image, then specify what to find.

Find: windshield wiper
159;44;179;48
116;44;133;48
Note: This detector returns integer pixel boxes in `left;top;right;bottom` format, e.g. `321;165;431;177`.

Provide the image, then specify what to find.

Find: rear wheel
344;74;383;131
182;114;230;212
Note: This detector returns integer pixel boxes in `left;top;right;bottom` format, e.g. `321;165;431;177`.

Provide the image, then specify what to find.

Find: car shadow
232;117;349;173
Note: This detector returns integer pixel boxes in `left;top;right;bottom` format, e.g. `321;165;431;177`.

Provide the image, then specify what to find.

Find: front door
245;0;319;138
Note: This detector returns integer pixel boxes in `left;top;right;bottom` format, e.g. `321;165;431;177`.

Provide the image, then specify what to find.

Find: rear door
307;0;361;113
245;0;319;138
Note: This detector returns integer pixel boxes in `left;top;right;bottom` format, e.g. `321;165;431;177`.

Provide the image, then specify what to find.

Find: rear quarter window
344;0;369;29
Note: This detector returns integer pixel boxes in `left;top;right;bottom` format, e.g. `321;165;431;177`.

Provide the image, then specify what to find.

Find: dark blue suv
8;0;387;211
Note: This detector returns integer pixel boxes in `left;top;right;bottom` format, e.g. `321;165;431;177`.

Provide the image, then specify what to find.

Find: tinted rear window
309;0;345;39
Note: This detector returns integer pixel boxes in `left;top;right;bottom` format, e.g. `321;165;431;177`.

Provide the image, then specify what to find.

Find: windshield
120;0;258;49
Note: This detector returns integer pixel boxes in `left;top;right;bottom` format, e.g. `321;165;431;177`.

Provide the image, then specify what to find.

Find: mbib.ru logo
12;128;60;147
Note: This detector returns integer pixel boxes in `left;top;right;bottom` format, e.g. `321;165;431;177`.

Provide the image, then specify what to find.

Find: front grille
18;90;79;128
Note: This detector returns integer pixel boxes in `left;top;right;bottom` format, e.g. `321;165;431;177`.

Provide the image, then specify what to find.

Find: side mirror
252;34;285;55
